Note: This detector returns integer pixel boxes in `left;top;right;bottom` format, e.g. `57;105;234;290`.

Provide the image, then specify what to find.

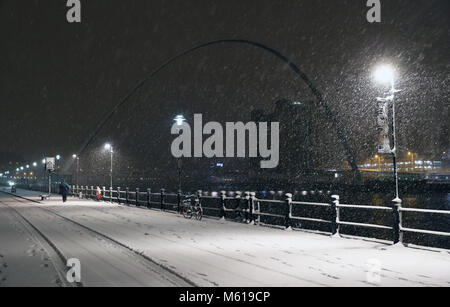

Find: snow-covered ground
1;188;449;287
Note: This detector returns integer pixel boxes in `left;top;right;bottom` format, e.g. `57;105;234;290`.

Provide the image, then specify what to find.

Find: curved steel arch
77;39;360;178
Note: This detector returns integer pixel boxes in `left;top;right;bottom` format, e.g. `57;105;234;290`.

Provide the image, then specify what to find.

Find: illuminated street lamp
173;115;186;193
407;152;415;172
104;143;113;194
374;64;401;204
72;154;80;187
375;154;381;172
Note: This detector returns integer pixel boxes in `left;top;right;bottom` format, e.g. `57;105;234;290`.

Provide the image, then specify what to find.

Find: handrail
61;184;450;247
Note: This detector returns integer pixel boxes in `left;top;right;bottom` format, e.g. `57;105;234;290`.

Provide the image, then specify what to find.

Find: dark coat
60;183;70;195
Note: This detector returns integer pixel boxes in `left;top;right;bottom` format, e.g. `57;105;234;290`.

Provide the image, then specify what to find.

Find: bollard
392;197;402;244
285;193;293;230
220;191;226;219
117;187;121;204
160;189;166;211
331;195;340;236
147;188;151;208
125;187;129;205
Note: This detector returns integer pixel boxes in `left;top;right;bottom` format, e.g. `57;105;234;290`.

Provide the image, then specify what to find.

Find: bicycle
181;194;203;221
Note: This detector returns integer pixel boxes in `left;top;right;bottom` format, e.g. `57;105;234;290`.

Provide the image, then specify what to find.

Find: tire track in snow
0;191;195;287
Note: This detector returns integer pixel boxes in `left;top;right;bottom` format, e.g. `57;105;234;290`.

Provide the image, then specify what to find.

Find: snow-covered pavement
1;188;449;287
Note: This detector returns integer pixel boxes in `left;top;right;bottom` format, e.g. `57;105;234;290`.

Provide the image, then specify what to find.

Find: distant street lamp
173;115;186;192
374;64;401;204
408;152;415;172
72;154;80;187
104;143;113;193
375;154;381;172
55;155;61;179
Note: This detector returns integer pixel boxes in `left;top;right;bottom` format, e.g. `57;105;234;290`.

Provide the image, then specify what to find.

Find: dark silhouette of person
59;181;70;203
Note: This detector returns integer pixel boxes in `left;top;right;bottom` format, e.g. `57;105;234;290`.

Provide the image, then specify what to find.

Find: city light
174;115;186;126
374;64;395;85
104;143;112;151
33;162;37;167
56;155;61;160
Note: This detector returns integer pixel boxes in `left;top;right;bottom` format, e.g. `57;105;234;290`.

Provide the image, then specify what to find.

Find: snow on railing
68;185;450;245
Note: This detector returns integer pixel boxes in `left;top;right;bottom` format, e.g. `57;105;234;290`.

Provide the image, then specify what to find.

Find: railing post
244;192;250;223
147;188;151;208
110;186;113;203
160;188;165;211
285;193;292;230
117;187;121;204
392;198;402;244
196;190;202;212
235;191;242;221
177;191;181;213
220;191;226;219
331;195;340;236
249;192;256;224
91;186;94;200
136;188;140;206
125;187;129;205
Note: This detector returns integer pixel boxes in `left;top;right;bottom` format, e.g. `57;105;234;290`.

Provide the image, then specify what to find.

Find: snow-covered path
1;188;449;287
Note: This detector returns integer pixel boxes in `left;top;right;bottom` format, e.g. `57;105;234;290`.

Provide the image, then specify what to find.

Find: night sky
0;0;448;177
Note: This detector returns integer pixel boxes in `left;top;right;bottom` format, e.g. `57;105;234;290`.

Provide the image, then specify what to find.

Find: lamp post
72;154;80;186
375;154;381;172
408;152;415;172
55;155;61;181
104;143;113;194
173;115;186;192
374;64;401;204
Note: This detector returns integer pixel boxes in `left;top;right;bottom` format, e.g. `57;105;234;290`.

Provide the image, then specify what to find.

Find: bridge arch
77;39;360;179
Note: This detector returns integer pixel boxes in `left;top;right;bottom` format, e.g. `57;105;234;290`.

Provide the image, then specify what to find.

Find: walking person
59;180;70;203
96;186;102;201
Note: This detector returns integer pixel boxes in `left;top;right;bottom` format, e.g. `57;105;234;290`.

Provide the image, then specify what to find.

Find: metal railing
68;185;450;246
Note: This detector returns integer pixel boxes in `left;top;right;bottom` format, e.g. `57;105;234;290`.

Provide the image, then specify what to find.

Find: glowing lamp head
72;154;77;159
174;115;186;126
56;155;61;160
33;162;37;167
104;143;112;151
374;64;395;84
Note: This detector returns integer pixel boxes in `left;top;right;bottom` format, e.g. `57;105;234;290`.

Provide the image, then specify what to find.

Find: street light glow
374;64;395;84
72;154;77;159
56;155;61;160
104;143;112;150
33;162;37;167
174;115;186;126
